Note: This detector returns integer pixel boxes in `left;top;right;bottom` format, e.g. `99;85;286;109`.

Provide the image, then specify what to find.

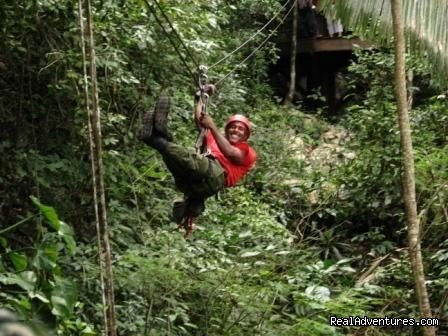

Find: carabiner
197;65;208;90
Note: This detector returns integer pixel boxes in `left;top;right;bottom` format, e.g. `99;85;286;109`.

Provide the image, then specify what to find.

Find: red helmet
225;114;252;138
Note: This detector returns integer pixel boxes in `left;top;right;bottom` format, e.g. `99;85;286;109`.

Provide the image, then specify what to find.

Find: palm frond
321;0;448;87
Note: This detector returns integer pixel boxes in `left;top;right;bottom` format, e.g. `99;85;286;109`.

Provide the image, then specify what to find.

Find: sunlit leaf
240;251;261;258
9;252;28;271
51;276;78;318
30;196;60;231
0;271;37;292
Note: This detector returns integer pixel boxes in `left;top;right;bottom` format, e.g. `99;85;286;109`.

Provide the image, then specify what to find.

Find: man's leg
162;143;215;181
141;94;225;221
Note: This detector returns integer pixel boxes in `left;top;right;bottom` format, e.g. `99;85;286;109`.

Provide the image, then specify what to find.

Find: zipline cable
215;0;295;86
144;0;196;81
151;0;200;70
145;0;295;88
209;0;293;69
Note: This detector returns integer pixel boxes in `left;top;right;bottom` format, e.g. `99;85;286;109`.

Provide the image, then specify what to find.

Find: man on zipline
140;86;256;235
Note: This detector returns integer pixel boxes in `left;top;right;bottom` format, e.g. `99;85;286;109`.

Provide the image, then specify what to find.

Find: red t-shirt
205;131;256;187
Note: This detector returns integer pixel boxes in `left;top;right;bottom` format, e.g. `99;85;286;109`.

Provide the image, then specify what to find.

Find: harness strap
195;128;208;153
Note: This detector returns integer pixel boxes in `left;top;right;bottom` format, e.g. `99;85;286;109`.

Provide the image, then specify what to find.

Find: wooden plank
297;37;372;53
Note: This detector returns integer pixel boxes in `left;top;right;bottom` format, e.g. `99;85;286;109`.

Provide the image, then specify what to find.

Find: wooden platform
297;37;372;53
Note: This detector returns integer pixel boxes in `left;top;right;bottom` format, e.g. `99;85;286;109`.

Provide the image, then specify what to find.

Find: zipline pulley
197;64;209;116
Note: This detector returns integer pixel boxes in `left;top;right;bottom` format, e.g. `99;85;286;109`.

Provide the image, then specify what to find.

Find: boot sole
154;96;170;137
141;108;155;141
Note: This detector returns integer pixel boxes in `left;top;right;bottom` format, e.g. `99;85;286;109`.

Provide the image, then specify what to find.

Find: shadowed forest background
0;0;447;335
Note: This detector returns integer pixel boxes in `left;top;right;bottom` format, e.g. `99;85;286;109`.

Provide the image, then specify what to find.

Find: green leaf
238;230;252;238
305;286;331;303
33;245;58;271
0;236;7;247
80;325;96;335
59;221;76;254
30;291;50;303
240;251;261;258
9;252;28;271
51;276;78;318
62;235;76;255
30;196;60;231
274;250;290;255
0;271;37;292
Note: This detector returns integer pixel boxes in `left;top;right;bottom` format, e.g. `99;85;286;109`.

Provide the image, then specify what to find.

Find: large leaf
32;245;58;271
58;221;76;255
240;251;261;258
30;198;76;254
320;0;448;87
305;285;331;303
8;252;28;271
50;276;78;318
30;196;60;231
0;271;37;292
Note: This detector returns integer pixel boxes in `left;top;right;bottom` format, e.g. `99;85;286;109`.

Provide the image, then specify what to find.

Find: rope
215;1;296;86
144;0;196;80
209;0;293;70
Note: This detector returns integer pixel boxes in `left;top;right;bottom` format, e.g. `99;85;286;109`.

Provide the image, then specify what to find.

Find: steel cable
209;0;293;70
151;0;200;69
215;1;295;86
144;0;197;80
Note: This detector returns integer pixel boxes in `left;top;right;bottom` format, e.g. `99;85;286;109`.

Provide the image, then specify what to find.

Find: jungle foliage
1;0;447;335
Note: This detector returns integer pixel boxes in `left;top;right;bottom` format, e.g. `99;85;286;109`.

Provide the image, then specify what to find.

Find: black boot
186;198;205;218
140;107;154;142
172;199;187;223
141;111;168;151
154;95;172;140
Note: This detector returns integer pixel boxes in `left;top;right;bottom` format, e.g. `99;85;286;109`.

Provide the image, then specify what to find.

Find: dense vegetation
1;1;447;335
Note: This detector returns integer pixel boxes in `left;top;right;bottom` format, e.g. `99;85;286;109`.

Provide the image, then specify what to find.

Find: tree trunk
284;0;298;105
80;0;117;335
77;0;108;332
390;1;435;335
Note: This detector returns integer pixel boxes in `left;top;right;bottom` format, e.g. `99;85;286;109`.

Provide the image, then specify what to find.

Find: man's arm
194;99;203;128
200;114;246;164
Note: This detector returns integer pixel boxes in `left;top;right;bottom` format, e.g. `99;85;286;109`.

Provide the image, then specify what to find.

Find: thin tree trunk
390;1;435;335
82;0;117;334
284;0;298;105
77;0;108;332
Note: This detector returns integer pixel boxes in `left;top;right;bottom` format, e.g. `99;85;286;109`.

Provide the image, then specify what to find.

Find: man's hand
199;114;216;130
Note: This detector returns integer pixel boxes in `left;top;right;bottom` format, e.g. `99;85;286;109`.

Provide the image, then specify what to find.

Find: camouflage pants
161;143;225;217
